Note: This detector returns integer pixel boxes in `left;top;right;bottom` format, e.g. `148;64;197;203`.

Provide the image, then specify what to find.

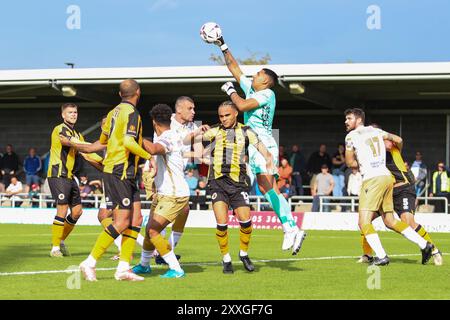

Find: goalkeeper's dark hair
262;68;279;88
150;104;173;127
344;108;365;124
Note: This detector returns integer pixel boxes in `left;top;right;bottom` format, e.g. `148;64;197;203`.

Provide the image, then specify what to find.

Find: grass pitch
0;224;449;300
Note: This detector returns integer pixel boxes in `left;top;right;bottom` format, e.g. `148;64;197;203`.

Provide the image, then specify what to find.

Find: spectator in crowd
89;179;103;195
23;147;42;190
279;179;295;200
347;167;363;197
79;173;93;207
42;152;50;179
185;169;199;196
0;144;20;188
411;151;428;197
277;158;293;191
331;143;346;197
429;161;450;213
307;144;332;191
28;183;41;208
289;144;307;196
191;178;208;210
5;176;23;207
311;164;334;212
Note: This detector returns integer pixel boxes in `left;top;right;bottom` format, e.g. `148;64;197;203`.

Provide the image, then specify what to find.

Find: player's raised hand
214;36;228;52
221;82;237;96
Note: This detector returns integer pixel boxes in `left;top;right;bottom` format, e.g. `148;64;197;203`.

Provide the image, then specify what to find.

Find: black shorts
207;177;250;209
393;184;416;215
48;177;81;207
103;173;141;210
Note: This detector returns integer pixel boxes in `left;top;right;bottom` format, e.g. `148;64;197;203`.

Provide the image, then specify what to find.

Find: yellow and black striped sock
361;233;373;256
415;225;434;246
216;224;229;256
100;217;113;229
150;234;172;257
52;216;65;247
119;226;140;263
239;220;253;253
90;224;120;261
62;214;78;241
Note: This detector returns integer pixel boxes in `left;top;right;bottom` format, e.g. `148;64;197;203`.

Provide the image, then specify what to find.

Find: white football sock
84;255;97;268
401;227;427;249
140;249;153;267
169;231;183;248
365;233;387;259
162;251;183;272
239;250;248;257
51;246;60;252
282;222;295;233
223;253;232;263
136;233;144;247
160;228;166;238
116;261;130;273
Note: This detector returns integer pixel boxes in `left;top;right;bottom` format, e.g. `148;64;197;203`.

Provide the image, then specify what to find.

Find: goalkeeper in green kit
205;25;307;255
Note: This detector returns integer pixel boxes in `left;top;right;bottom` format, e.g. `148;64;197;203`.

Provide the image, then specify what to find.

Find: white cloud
149;0;179;12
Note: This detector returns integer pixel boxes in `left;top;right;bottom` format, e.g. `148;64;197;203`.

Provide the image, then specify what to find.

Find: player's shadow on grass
390;258;420;265
0;244;47;271
258;260;303;272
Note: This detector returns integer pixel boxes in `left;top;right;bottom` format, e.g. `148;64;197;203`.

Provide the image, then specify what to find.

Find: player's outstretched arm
123;135;151;160
221;82;260;112
60;135;106;153
142;138;167;156
213;35;243;82
382;132;403;151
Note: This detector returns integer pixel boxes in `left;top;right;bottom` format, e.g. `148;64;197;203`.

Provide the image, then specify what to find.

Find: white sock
136;233;144;247
239;250;248;257
140;249;153;267
401;227;427;249
365;233;387;259
223;253;232;263
116;261;130;273
114;235;122;251
282;222;295;233
169;231;183;248
162;251;182;272
52;246;60;252
84;255;97;268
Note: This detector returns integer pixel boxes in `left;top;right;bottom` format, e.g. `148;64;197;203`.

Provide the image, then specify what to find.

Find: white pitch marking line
0;253;447;277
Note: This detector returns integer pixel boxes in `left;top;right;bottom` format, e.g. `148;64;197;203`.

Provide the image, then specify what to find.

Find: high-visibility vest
432;171;450;193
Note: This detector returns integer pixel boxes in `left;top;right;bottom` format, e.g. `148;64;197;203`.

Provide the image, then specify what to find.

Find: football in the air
200;22;222;43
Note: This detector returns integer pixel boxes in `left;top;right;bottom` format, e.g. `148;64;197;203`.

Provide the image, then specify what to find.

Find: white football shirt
153;129;190;197
345;125;391;181
170;114;198;169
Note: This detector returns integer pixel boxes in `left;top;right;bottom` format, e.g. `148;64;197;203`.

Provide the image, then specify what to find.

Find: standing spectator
347;167;363;197
0;144;19;188
289;144;307;196
23;147;42;190
429;161;450;213
411;151;428;197
311;164;334;212
79;174;93;207
277;158;293;190
5;176;23;207
307;144;332;191
185;169;199;196
331;143;346;197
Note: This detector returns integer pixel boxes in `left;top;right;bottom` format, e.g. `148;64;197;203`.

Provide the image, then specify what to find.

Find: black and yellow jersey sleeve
386;146;415;185
47;123;83;179
101;102;143;180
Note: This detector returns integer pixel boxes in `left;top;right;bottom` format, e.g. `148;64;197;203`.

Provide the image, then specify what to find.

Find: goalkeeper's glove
214;36;228;52
221;82;237;96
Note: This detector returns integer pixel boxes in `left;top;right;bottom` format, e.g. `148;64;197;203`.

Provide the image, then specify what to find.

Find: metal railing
0;192;448;213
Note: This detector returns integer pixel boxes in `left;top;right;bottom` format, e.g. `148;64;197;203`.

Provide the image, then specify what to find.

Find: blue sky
0;0;449;69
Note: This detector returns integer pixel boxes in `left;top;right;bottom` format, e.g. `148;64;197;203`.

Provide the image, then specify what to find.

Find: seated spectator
23;147;42;191
279;179;295;200
307;144;332;193
311;164;334;212
79;174;93;207
277;158;293;190
28;183;41;208
185;169;199;196
0;144;20;188
5;176;24;207
89;179;103;194
191;178;208;210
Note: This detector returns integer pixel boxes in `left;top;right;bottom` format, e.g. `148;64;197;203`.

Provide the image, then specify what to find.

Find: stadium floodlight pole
65;62;75;69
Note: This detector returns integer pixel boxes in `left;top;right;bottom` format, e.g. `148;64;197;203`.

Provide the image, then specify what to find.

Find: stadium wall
1;208;449;233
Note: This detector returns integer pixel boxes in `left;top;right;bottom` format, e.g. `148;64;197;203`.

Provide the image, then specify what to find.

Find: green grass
0;224;449;300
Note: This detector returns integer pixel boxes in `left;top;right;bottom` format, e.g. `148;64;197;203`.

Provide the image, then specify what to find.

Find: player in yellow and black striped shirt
74;79;151;281
190;101;275;273
48;103;103;258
